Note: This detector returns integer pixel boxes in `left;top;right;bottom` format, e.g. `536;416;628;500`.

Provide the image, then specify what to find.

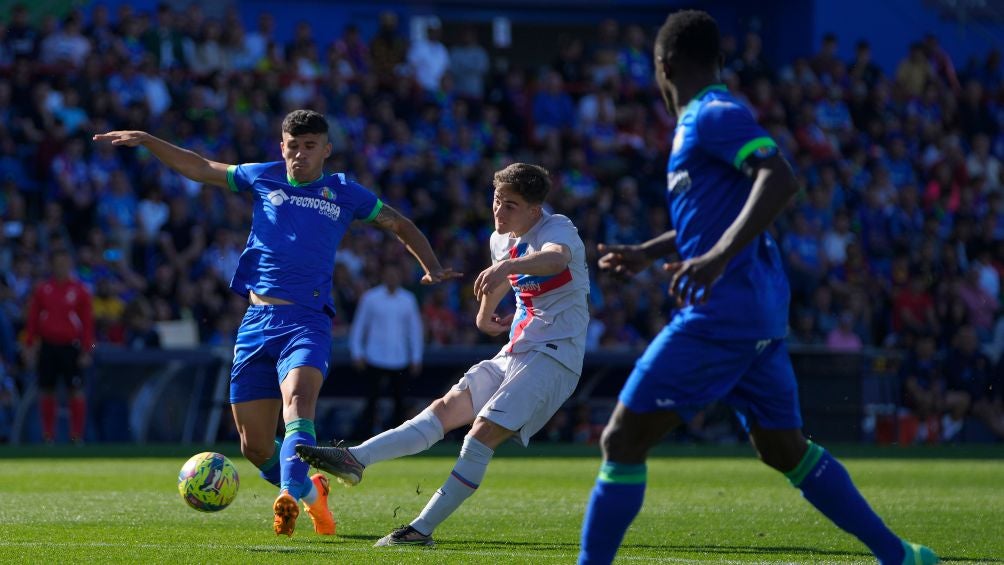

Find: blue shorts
230;304;332;404
619;324;802;431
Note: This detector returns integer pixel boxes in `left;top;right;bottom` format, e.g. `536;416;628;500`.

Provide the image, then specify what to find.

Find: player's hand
473;261;511;300
664;250;729;307
421;267;463;285
92;130;149;147
597;243;652;278
477;312;513;336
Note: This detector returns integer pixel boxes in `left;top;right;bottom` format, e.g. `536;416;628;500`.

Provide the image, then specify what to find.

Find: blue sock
578;462;647;565
788;442;903;564
256;439;281;487
280;418;316;500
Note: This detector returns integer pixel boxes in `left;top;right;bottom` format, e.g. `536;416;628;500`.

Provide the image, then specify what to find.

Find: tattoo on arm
371;204;403;232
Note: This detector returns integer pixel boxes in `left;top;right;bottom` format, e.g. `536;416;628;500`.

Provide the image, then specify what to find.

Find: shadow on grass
242;535;1001;563
352;538;1003;563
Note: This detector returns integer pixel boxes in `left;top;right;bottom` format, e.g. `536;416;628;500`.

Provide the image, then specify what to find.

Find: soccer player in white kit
297;163;589;546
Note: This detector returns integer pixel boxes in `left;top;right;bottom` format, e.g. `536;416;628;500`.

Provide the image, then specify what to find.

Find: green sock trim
785;441;824;487
597;462;647;485
284;418;316;438
257;439;282;472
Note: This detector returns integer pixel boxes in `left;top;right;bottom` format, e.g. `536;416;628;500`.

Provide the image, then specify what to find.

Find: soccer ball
177;452;240;512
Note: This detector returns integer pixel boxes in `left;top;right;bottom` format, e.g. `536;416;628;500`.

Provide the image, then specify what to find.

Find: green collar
287;172;324;187
682;83;727;116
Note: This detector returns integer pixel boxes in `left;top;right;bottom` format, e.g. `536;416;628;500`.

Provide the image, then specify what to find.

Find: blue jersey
666;84;789;339
226;162;381;316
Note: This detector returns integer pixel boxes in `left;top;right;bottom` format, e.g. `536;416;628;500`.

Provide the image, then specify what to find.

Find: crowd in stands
0;3;1002;442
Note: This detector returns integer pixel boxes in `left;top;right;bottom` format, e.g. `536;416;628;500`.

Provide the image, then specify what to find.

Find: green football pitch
0;444;1001;564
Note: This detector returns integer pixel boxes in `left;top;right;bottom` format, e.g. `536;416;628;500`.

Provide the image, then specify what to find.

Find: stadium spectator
532;70;576;143
349;264;424;436
24;248;94;444
811;33;840;82
450;27;489;100
944;325;1000;439
826;310;864;352
899;333;947;443
370;11;407;86
897;43;933;98
849;40;881;87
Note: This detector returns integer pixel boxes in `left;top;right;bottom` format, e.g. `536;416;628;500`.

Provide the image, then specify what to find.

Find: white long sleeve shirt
349;284;423;370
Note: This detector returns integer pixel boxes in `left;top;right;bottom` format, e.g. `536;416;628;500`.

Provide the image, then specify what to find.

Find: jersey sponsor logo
288;195;341;221
268;187;342;221
267;189;290;206
655;397;676;408
515;281;542;293
667;170;692;194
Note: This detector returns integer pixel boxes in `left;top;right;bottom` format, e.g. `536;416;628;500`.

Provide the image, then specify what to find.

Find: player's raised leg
296;386;474;485
751;427;939;565
578;403;681;565
375;416;511;547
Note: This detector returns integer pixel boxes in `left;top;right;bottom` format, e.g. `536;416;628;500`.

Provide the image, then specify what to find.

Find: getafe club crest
320;187;336;201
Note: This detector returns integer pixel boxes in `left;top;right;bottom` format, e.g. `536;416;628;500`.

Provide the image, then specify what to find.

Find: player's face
492;183;540;236
281;132;332;182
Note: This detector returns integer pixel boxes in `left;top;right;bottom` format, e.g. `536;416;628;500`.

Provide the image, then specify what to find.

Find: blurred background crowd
0;2;1002;443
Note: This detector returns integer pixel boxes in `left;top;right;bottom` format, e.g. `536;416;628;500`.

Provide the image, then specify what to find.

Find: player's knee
431;389;474;432
240;440;273;466
599;424;640;461
469;418;513;448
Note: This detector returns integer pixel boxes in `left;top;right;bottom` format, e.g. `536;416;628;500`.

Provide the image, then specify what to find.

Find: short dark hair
493;163;551;204
654;10;720;68
281;109;329;137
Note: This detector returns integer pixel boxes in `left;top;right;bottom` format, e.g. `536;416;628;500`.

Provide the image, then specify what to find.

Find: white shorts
453;350;580;446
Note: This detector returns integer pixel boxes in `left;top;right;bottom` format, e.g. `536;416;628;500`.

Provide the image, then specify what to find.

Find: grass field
0;444;1001;564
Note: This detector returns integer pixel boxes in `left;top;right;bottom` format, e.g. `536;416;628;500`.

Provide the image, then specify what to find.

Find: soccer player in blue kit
94;110;460;537
577;11;938;565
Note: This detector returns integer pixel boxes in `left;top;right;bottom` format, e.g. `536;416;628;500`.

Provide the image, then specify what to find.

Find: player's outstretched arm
92;131;231;188
597;230;677;278
666;154;799;305
369;203;463;284
474;278;514;336
473;243;571;300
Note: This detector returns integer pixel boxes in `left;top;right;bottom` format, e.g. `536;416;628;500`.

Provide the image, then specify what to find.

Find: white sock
410;436;494;536
350;407;445;467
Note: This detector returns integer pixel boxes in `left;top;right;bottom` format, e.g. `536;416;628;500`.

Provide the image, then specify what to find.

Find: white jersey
489;212;589;374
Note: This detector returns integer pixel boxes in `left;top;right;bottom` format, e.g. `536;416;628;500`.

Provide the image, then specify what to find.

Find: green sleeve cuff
226;165;239;192
733;137;778;169
364;199;384;222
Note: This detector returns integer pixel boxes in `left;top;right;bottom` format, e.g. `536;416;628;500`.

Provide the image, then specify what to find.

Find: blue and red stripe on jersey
505;242;573;351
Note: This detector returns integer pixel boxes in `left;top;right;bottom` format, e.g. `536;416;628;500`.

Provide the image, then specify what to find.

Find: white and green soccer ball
177;452;240;512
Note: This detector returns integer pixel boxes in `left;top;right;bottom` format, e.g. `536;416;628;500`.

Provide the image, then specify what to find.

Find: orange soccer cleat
302;473;337;535
273;491;299;536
